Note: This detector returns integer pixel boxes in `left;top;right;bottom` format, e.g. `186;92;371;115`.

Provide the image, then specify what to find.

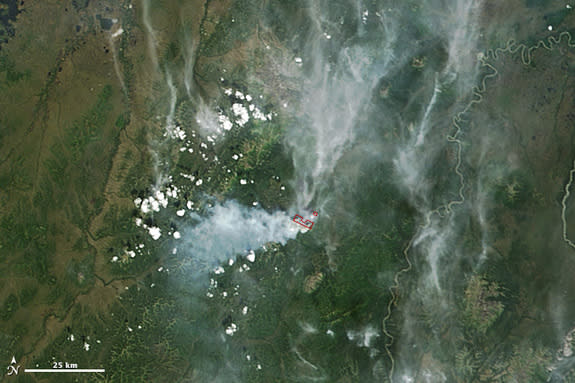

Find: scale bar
25;369;105;373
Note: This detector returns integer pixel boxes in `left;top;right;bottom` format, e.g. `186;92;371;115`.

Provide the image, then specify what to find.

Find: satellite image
2;0;575;382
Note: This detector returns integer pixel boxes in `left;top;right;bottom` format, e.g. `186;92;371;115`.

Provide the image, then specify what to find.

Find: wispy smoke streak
108;32;127;95
286;4;398;210
182;31;195;98
141;0;159;70
165;69;178;131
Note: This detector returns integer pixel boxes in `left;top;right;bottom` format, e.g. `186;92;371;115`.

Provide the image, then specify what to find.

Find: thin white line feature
24;369;105;373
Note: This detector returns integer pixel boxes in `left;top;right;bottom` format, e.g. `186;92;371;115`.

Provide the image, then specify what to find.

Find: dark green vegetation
31;274;193;383
156;205;411;382
525;0;553;8
0;53;29;85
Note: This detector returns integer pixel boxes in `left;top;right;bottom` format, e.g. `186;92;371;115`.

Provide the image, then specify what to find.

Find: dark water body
0;0;21;40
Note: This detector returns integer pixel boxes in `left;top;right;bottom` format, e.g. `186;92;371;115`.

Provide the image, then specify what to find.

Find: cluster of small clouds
220;88;273;130
134;188;176;214
225;323;238;336
109;180;199;264
132;185;186;243
175;126;220;165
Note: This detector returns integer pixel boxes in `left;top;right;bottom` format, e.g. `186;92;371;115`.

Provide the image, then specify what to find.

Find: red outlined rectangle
293;214;315;230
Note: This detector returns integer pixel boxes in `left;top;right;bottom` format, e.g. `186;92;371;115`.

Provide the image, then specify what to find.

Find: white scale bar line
24;369;105;373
